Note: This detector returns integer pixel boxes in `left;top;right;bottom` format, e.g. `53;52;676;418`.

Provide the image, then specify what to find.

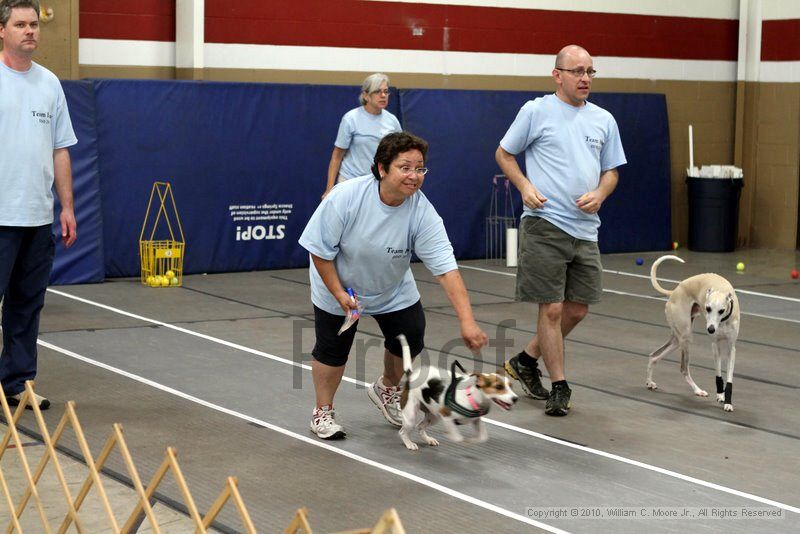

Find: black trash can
686;177;743;252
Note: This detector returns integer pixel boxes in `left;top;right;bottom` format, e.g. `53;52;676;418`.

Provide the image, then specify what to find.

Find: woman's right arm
311;253;358;313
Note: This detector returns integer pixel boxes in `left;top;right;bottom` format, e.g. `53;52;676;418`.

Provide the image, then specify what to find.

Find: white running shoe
367;377;403;427
310;405;346;440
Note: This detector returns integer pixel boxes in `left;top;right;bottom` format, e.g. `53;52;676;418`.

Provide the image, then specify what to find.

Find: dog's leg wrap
716;376;724;394
724;382;732;405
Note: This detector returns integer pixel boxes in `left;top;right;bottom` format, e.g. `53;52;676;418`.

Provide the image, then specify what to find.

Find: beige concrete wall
746;83;800;249
35;0;78;79
80;65;177;80
600;79;738;247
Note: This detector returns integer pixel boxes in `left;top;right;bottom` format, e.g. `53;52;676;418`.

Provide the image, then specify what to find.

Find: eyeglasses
555;67;597;78
371;89;391;96
396;165;428;176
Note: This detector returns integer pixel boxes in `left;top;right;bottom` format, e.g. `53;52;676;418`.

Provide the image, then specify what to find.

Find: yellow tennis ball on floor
170;277;179;286
736;262;745;271
160;276;170;287
146;275;155;286
165;270;175;279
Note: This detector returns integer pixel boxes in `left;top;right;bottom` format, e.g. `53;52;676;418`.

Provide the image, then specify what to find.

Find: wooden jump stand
284;506;406;534
1;381;407;532
0;380;255;533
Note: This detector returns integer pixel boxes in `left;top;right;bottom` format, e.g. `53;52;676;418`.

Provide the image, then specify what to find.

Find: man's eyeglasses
396;165;429;176
371;89;391;96
555;67;597;79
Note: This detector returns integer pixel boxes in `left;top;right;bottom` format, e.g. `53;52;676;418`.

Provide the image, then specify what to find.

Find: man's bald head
552;44;594;106
555;45;590;68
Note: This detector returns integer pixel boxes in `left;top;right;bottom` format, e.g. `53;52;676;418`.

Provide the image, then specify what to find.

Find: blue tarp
92;80;401;278
55;80;670;283
52;81;104;284
400;89;671;256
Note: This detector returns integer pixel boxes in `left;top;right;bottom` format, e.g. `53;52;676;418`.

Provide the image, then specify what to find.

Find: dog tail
398;334;412;376
650;255;684;296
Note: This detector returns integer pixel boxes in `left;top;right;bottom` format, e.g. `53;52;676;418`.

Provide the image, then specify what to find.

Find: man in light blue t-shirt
496;44;626;417
0;0;78;410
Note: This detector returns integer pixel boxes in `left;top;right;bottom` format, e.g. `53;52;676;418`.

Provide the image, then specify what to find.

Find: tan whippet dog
647;255;740;412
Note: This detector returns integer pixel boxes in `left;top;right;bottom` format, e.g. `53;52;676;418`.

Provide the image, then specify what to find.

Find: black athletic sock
552;380;569;389
517;350;538;367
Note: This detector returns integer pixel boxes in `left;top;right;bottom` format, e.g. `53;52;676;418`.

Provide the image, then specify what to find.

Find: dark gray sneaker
504;355;549;400
545;384;572;416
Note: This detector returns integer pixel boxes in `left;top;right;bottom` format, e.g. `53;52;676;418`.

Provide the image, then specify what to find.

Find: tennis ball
170;277;179;286
146;275;155;286
672;241;679;250
165;270;175;279
736;262;744;271
635;258;644;266
160;276;169;287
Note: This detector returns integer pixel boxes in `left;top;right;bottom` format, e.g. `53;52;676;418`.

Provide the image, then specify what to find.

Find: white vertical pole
176;0;204;72
743;0;762;83
505;228;518;267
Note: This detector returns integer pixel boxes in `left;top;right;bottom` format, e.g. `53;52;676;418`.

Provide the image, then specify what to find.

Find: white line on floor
601;268;800;303
45;288;800;515
36;338;567;533
459;264;800;324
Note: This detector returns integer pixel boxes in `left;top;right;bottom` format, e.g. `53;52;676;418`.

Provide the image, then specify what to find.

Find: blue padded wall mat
92;80;400;277
51;81;105;284
54;80;669;282
399;88;671;257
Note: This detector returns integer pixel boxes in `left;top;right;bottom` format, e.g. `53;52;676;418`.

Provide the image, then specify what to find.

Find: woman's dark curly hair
371;132;428;180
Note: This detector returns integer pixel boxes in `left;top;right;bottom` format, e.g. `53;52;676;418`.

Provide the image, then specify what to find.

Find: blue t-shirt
299;175;457;315
334;107;402;180
500;94;626;241
0;61;78;226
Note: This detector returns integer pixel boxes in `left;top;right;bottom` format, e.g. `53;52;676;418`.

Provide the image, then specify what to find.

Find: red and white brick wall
760;1;800;82
77;0;743;81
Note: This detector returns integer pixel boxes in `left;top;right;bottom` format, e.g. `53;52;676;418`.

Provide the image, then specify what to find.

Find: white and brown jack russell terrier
396;334;518;451
647;255;741;412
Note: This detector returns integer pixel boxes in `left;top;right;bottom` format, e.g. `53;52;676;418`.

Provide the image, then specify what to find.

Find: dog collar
720;300;734;323
445;380;488;418
445;360;488;418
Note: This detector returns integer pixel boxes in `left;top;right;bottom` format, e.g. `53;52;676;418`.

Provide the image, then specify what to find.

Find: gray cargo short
516;216;603;305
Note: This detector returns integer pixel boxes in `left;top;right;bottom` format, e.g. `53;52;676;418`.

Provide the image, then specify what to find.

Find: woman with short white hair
322;73;401;198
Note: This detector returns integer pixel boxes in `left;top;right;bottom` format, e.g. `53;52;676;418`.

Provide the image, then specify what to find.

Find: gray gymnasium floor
2;249;799;532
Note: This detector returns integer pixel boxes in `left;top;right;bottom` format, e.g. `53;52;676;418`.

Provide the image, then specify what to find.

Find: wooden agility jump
0;380;255;533
1;380;407;533
284;506;407;534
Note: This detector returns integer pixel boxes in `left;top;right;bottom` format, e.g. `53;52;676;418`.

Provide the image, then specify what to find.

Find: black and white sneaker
6;391;50;410
504;355;549;400
545;384;572;416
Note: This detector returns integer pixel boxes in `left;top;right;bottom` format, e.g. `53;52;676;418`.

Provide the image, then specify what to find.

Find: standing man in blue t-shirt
0;0;78;410
496;44;626;417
